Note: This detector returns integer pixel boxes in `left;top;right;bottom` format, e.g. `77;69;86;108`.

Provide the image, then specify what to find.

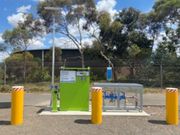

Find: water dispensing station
51;67;90;112
41;66;148;117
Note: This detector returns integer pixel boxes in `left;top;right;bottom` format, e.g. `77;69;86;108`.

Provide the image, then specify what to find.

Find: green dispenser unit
60;67;90;111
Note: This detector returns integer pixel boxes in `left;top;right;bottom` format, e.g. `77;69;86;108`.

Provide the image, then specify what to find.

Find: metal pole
51;14;58;112
4;61;6;85
52;14;55;87
44;7;59;111
44;7;58;87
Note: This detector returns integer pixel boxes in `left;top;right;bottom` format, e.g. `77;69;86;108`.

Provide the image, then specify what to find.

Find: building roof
14;48;79;53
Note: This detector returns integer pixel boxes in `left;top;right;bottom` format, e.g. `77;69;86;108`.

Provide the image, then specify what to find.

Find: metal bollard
91;87;103;124
11;86;24;125
166;88;178;125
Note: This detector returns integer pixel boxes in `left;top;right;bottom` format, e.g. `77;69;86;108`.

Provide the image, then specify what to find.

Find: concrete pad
39;107;150;116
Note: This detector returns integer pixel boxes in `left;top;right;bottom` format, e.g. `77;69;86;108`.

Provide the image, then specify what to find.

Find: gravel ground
0;106;180;135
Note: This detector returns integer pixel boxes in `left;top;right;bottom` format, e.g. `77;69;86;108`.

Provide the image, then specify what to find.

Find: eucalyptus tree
143;0;180;53
37;0;96;68
87;8;153;80
2;14;45;82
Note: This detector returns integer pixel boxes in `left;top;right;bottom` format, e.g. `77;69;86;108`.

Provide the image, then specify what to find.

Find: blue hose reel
103;91;126;101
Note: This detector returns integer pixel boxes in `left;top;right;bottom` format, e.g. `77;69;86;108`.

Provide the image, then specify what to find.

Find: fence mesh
0;58;180;89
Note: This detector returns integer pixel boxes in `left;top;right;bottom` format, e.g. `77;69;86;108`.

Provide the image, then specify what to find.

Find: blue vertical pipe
107;67;112;81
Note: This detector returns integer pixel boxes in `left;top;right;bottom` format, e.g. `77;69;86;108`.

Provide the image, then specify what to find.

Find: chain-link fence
0;59;180;89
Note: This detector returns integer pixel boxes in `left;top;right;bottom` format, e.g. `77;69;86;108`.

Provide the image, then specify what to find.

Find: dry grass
0;82;58;93
144;87;180;94
144;87;164;93
24;82;60;93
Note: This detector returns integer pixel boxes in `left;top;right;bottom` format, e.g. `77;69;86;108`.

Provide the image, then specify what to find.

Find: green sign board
59;67;90;111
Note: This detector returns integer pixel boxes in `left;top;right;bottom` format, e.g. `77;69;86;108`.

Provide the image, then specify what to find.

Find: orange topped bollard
11;86;24;125
166;88;179;125
91;87;103;124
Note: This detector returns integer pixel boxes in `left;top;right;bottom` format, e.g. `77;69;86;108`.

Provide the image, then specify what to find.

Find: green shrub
90;67;106;81
27;68;51;82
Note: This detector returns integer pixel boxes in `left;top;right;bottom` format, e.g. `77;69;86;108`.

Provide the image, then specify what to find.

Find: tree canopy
37;0;96;67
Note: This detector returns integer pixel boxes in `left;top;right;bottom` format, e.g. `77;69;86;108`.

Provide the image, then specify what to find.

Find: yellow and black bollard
11;86;24;125
166;88;179;125
91;87;103;124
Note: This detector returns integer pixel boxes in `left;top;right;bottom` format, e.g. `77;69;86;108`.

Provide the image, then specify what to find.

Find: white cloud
49;18;96;49
153;31;167;51
7;5;32;27
65;19;99;46
0;34;8;62
0;35;45;60
7;13;28;27
82;37;94;46
51;36;93;49
68;19;88;36
51;37;77;48
17;5;31;13
0;52;9;62
27;37;45;49
96;0;117;18
0;33;4;43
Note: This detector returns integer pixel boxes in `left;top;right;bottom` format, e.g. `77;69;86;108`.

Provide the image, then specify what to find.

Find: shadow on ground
74;119;91;124
36;108;44;114
148;120;167;125
0;102;11;109
0;121;11;125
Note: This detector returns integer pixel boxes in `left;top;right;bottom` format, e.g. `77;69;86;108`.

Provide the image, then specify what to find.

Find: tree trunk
129;60;135;81
130;67;134;79
112;66;117;82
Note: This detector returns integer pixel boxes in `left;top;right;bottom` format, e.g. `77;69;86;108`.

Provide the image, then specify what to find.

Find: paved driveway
0;106;179;135
0;93;179;135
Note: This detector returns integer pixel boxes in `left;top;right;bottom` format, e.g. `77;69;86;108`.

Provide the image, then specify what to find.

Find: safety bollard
11;86;24;125
91;87;103;124
166;88;179;125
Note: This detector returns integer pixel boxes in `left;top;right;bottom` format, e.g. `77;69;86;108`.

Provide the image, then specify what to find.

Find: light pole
44;7;60;111
44;7;59;87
